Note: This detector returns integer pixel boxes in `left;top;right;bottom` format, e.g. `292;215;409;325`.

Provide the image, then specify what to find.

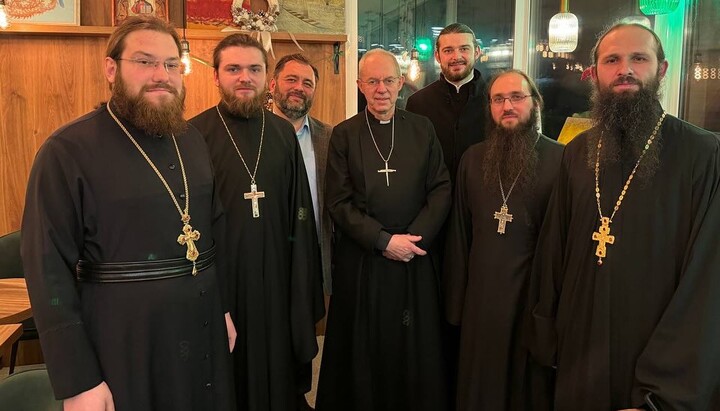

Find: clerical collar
366;111;394;125
444;71;475;93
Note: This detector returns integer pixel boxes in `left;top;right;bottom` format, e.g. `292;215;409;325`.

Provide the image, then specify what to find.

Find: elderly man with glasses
316;48;452;411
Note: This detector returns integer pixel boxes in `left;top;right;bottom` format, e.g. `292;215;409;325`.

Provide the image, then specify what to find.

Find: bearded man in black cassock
21;17;235;411
190;34;324;411
528;23;720;411
444;70;562;411
315;48;452;411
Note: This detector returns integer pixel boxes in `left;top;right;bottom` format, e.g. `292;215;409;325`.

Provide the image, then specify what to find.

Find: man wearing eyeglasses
316;48;452;411
21;16;235;411
405;23;488;185
444;69;562;411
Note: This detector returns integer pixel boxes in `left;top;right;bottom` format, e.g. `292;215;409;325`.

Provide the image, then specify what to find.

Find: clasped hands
383;234;427;263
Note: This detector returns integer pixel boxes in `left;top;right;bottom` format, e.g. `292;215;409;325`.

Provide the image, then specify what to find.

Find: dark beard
111;75;187;136
273;89;312;120
482;109;540;192
221;86;266;118
587;75;663;183
443;60;474;82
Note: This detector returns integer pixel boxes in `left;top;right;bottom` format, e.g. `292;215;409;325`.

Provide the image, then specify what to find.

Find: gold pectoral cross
377;161;396;187
244;183;266;218
493;204;513;234
592;217;615;266
177;216;201;275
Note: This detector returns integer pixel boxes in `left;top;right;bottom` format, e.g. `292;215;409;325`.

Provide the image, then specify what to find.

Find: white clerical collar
444;71;475;93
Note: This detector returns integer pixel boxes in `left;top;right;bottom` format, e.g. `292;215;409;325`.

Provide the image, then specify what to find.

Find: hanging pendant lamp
548;0;578;53
640;0;680;15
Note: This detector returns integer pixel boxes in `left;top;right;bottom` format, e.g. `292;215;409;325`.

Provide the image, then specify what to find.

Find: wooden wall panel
0;32;346;235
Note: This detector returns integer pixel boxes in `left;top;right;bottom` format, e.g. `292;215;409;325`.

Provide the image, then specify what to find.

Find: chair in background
0;231;40;374
0;368;61;411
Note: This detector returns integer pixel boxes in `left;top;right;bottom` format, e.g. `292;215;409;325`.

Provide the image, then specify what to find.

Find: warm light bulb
180;40;192;75
407;48;421;81
0;4;10;29
548;12;578;52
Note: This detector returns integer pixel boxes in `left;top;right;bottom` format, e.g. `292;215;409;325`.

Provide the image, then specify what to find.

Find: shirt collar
296;115;310;137
444;70;475;93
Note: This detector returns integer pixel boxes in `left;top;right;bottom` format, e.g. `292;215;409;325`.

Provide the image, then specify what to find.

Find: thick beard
482;109;540;191
586;75;663;183
273;89;312;121
111;74;187;136
221;85;267;118
443;60;474;82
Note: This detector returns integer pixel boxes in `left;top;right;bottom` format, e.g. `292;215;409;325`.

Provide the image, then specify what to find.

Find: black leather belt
76;246;216;283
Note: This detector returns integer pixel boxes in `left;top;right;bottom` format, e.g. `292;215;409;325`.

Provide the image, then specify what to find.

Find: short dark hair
487;69;544;110
436;23;479;50
106;16;181;60
591;22;665;66
273;53;319;81
213;33;268;70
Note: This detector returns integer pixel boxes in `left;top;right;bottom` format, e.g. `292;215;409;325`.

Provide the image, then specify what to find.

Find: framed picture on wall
4;0;80;26
112;0;169;26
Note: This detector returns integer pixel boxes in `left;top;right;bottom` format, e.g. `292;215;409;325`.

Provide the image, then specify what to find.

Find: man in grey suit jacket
270;53;334;296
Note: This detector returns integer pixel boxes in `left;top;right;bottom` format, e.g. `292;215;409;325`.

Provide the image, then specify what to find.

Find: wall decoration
5;0;80;26
113;0;169;26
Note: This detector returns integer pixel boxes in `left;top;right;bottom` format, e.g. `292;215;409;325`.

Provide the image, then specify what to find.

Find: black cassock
528;114;720;410
444;135;562;411
190;104;324;411
21;104;234;411
316;110;452;411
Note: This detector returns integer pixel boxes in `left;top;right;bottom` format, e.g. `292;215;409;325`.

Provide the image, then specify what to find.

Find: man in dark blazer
270;53;334;297
405;23;488;183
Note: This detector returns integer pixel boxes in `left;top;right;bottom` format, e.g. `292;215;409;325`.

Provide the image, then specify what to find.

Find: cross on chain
591;217;615;265
244;183;266;218
493;204;513;234
177;222;201;275
377;161;396;187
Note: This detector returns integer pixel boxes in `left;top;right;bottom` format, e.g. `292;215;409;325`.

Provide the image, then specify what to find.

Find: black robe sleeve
406;119;452;249
325;124;388;251
21;138;104;399
632;142;720;410
288;137;325;364
443;149;473;326
526;149;572;368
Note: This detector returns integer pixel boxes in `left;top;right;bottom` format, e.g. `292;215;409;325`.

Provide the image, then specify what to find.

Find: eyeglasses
117;58;183;74
490;94;531;106
359;77;401;88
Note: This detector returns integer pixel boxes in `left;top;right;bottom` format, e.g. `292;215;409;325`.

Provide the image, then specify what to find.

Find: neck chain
364;108;396;187
493;133;541;234
107;101;201;274
216;105;267;218
592;111;666;265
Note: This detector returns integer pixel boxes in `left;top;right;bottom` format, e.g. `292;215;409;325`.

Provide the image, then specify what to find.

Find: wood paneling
0;31;346;235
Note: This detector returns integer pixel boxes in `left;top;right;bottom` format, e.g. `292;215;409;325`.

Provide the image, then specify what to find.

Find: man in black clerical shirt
190;34;324;411
528;22;720;411
316;48;451;411
22;17;235;411
444;70;562;411
405;23;488;183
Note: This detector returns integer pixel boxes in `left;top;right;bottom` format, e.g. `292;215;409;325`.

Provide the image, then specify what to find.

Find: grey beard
482;110;540;192
273;91;311;121
111;75;187;136
587;77;663;184
221;87;266;118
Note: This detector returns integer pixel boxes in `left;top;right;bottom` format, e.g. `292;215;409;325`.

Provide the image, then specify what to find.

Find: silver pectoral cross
493;204;513;234
243;183;266;218
377;161;397;187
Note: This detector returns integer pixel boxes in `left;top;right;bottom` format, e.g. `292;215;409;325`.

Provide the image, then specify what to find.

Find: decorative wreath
231;0;280;32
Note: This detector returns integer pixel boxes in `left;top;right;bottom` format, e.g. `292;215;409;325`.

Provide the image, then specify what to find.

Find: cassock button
179;193;186;199
199;290;206;296
205;382;212;389
203;321;209;327
169;164;176;170
203;353;210;360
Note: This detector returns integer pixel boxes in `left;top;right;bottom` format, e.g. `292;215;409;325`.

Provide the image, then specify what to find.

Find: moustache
287;91;306;100
449;59;467;65
141;84;178;95
612;76;640;87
